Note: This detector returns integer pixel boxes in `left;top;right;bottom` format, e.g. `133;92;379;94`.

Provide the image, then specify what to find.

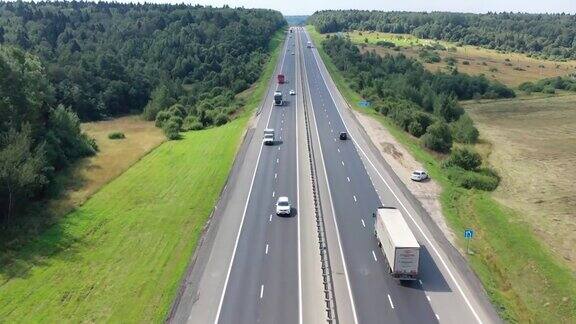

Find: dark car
339;132;348;140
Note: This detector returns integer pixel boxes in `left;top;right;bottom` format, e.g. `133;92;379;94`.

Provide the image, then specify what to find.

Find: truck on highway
274;91;283;106
374;207;420;281
277;74;285;84
306;41;312;48
263;128;275;145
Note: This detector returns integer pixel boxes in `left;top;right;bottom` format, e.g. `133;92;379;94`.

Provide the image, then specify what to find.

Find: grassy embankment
308;25;576;323
342;30;576;88
0;29;284;323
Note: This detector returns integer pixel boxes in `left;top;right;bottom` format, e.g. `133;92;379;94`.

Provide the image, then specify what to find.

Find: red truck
277;74;285;84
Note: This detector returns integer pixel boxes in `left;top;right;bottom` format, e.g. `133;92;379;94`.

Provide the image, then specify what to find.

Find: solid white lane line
301;41;358;324
265;244;269;255
353;195;357;202
295;33;303;324
215;35;289;323
260;285;264;299
361;219;366;228
306;29;483;324
372;250;378;262
388;294;394;309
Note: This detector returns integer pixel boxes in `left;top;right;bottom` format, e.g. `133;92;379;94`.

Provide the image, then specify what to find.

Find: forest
322;35;512;189
0;2;285;227
308;10;576;60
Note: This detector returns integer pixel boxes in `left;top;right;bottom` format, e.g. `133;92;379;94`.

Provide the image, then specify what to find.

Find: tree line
322;35;510;189
0;2;285;227
308;10;576;60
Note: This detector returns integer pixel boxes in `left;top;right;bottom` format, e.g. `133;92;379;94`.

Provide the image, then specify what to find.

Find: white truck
306;41;312;48
274;91;283;106
374;207;420;281
263;128;275;145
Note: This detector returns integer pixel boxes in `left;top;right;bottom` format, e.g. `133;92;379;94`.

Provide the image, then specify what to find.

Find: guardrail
298;31;338;323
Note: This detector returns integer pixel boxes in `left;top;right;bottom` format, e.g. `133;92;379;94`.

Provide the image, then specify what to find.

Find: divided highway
171;29;499;324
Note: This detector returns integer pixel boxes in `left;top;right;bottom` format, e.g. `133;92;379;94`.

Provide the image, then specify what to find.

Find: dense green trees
0;2;285;227
0;2;285;127
321;35;513;153
0;46;96;225
309;10;576;59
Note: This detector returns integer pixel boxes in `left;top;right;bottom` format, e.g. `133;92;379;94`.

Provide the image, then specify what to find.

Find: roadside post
464;228;474;254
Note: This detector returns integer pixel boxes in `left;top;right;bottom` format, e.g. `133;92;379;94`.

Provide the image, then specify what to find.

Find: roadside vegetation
333;30;576;88
0;2;285;239
0;24;284;322
308;11;576;60
308;25;576;323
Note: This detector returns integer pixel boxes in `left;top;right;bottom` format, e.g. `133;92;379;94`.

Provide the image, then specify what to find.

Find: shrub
408;121;424;137
376;40;395;48
450;115;479;143
443;147;482;170
445;167;499;191
182;115;204;131
108;132;125;140
162;119;181;140
543;85;555;94
421;121;452;153
214;112;229;126
444;56;457;66
155;110;171;127
462;60;470;65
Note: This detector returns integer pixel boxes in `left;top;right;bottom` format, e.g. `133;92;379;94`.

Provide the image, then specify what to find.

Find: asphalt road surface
169;29;500;324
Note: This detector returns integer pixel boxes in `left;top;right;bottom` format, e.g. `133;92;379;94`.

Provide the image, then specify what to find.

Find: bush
450;115;479;143
408;121;424;137
214;112;229;126
444;56;457;66
419;50;441;63
421;121;452;153
162;120;181;140
445;167;499;191
155;110;171;128
462;60;470;65
182;115;204;131
443;147;482;170
543;85;555;94
108;132;125;140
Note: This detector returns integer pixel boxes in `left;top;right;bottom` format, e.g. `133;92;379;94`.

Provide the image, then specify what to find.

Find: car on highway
289;89;296;95
339;132;348;140
275;196;291;216
410;170;428;182
291;52;295;55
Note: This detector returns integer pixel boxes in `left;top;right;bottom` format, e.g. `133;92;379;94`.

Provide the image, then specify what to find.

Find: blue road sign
359;100;370;107
464;229;474;239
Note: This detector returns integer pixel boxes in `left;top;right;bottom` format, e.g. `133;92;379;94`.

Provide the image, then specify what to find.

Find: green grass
0;29;284;323
307;25;576;323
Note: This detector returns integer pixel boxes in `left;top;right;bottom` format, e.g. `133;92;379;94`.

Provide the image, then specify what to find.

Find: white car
410;170;428;182
276;196;291;215
289;90;296;95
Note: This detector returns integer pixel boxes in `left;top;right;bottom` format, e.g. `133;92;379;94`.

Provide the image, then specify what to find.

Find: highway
170;28;500;324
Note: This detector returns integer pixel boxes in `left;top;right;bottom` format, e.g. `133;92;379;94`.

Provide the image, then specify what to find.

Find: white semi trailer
374;207;420;281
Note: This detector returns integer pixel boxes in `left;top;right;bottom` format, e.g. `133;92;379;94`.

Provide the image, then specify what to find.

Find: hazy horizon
118;0;576;15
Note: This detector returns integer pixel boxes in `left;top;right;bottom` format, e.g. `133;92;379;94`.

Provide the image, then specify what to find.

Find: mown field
341;30;576;87
308;25;576;323
50;116;165;217
465;95;576;270
0;29;284;323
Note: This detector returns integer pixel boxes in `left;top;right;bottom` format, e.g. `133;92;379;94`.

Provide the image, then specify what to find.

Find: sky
136;0;576;15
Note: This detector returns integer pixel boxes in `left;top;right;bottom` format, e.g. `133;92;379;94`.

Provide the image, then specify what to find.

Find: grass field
0;29;284;322
340;30;576;88
50;116;165;217
309;25;576;323
465;95;576;270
